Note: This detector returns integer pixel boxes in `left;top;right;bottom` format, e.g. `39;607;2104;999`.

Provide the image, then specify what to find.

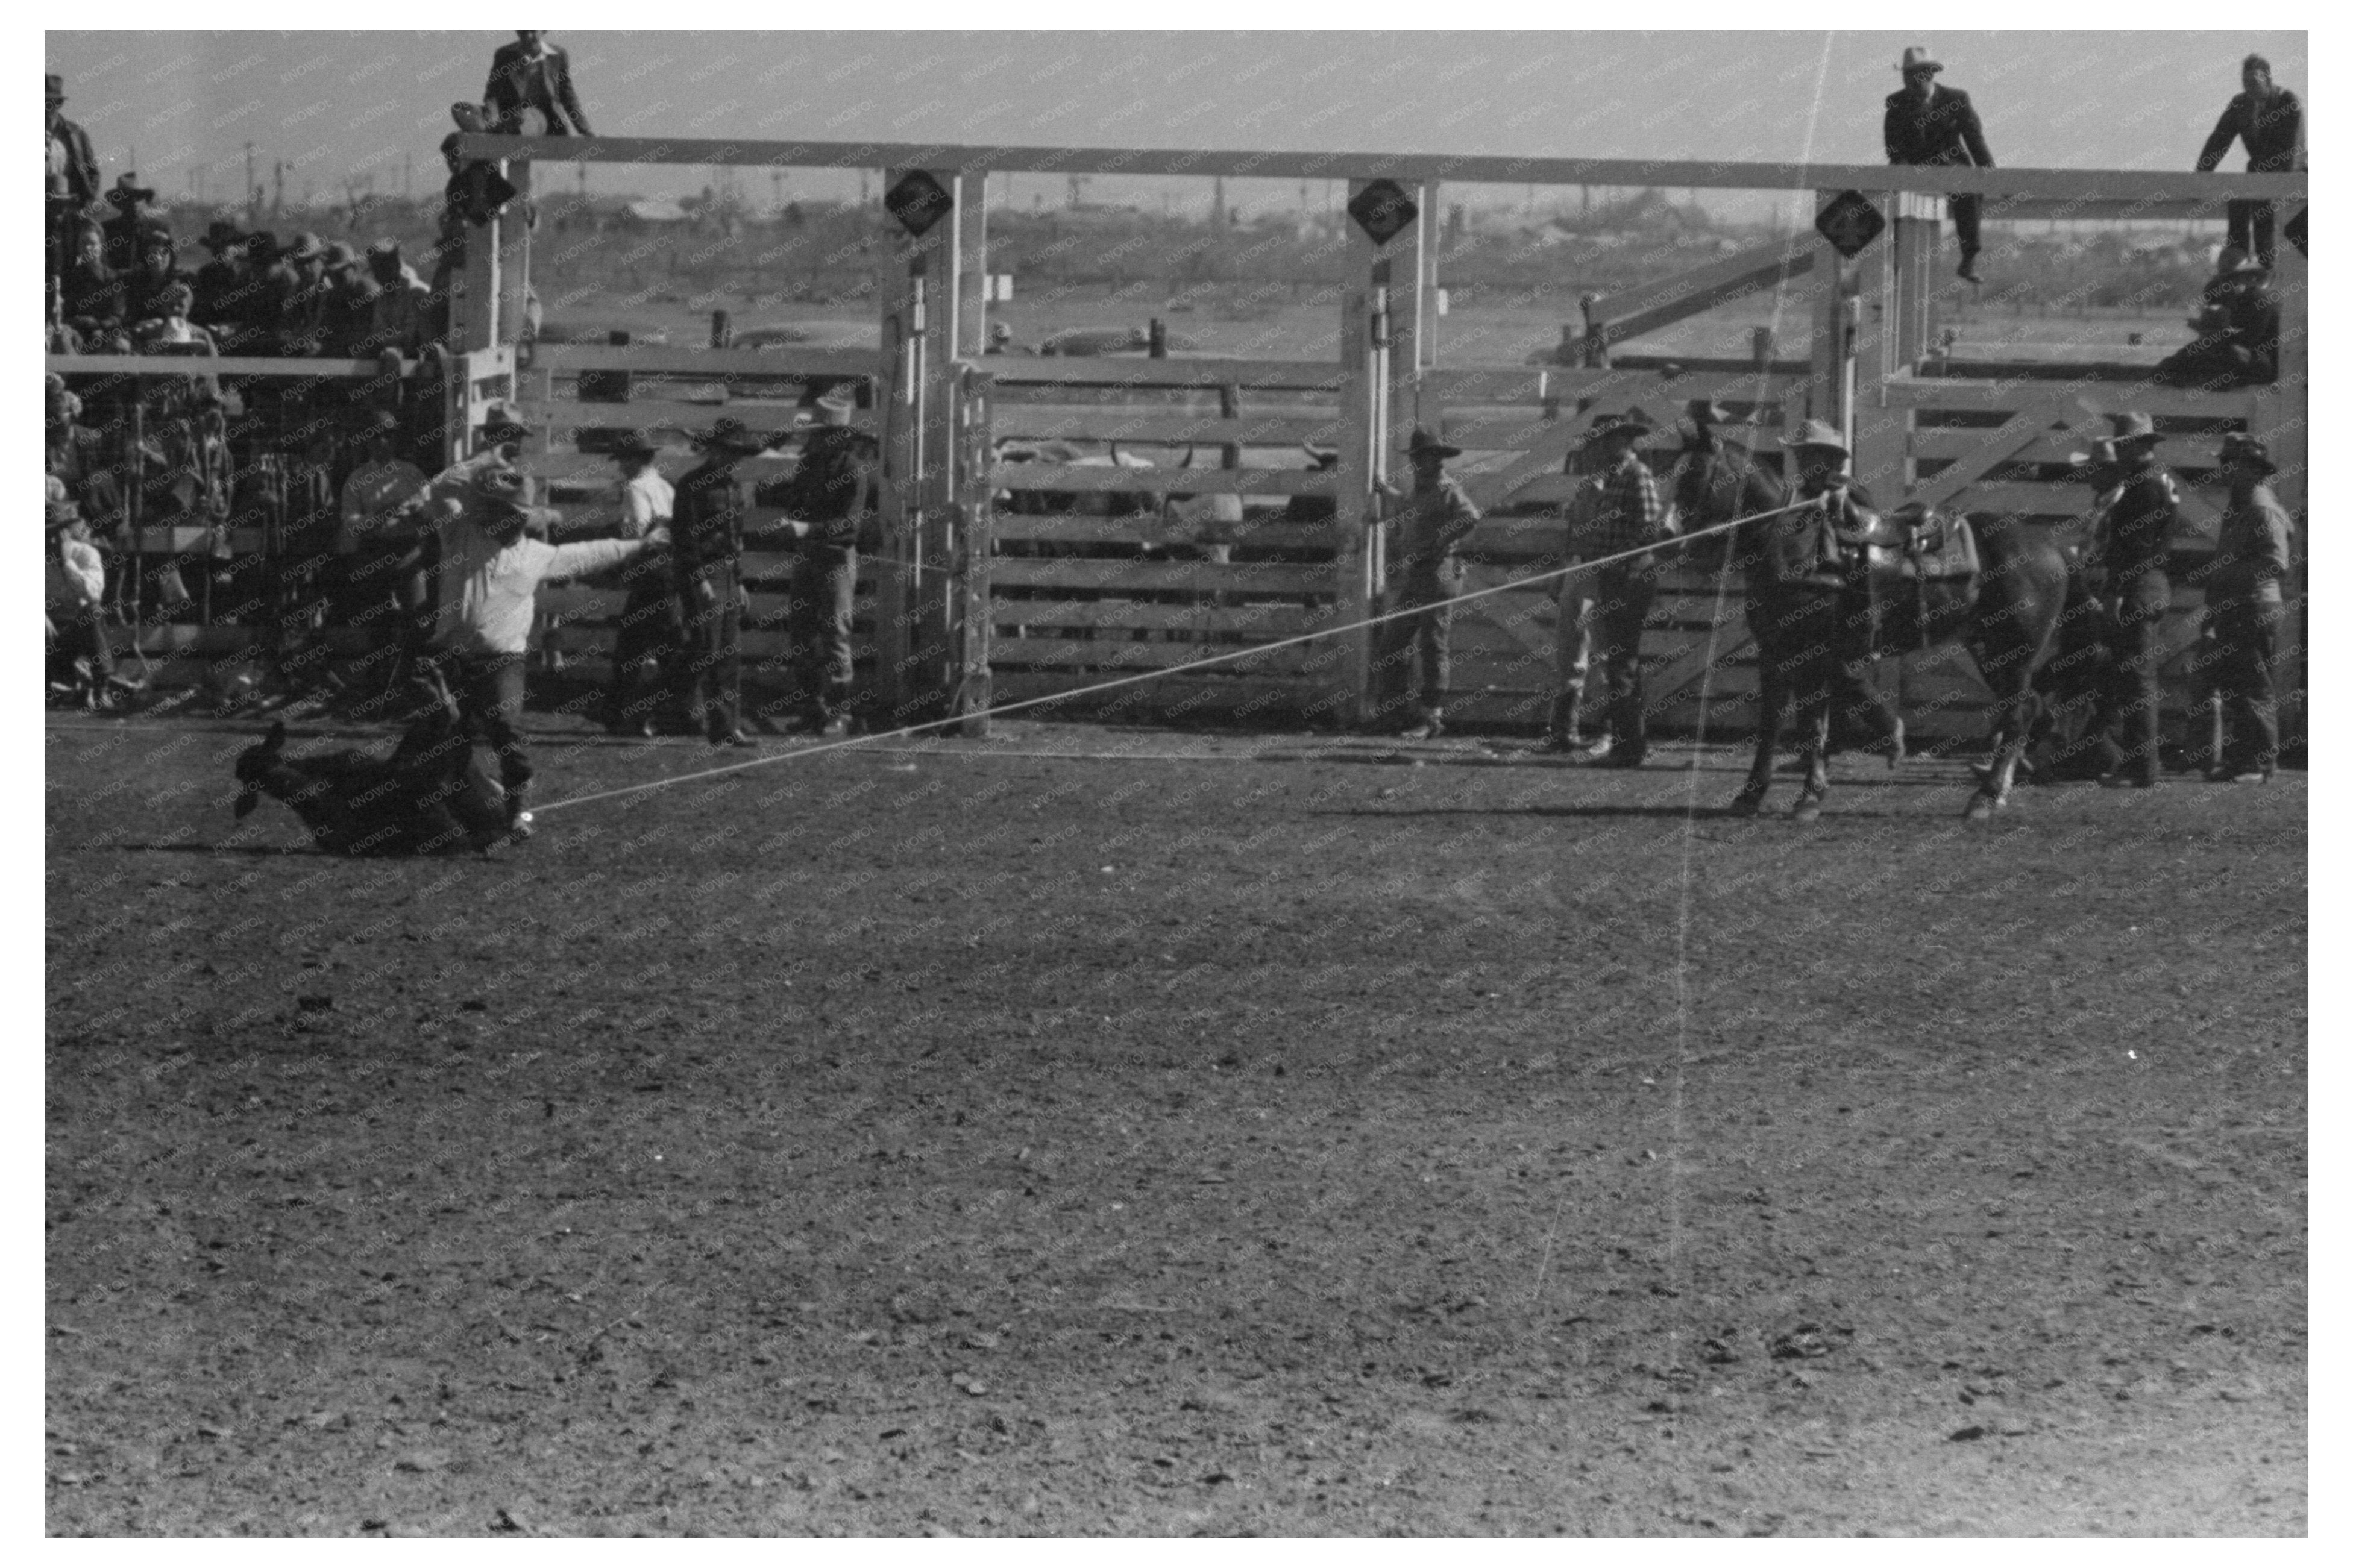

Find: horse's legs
1731;605;1782;815
1791;690;1832;821
1732;648;1780;815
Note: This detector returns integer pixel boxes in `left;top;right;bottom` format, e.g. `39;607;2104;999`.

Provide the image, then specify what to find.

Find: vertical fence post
875;165;972;727
953;365;994;736
947;170;991;732
497;160;533;349
1332;177;1430;732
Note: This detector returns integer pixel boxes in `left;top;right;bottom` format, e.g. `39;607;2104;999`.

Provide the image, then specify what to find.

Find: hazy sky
45;30;2308;221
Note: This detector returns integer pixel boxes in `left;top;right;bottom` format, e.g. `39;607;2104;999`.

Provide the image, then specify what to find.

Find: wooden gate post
497;161;534;348
875;166;981;728
952;364;994;736
1331;177;1432;730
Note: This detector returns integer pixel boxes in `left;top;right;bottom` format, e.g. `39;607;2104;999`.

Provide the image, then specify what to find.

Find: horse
232;677;516;856
1668;433;2091;820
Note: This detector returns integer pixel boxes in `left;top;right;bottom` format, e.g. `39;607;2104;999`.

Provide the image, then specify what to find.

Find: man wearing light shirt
416;465;661;833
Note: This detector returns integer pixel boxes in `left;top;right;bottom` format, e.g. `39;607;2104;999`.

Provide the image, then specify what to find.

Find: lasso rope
530;497;1812;817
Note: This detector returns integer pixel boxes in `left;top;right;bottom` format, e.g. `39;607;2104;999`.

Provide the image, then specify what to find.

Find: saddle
1865;503;1981;654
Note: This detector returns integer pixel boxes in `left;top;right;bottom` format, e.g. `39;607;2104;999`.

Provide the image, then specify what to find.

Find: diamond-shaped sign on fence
2285;205;2307;257
1347;179;1419;247
1814;190;1886;259
884;169;954;239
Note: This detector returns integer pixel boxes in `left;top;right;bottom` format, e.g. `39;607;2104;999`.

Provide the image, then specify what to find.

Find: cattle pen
51;137;2307;748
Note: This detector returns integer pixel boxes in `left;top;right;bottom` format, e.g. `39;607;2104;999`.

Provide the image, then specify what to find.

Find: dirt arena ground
45;712;2305;1536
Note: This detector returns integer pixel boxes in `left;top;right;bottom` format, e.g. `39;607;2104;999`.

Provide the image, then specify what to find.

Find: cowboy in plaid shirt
1570;411;1674;767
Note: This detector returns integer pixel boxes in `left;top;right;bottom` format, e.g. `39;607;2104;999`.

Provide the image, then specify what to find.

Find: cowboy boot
1541;691;1586;753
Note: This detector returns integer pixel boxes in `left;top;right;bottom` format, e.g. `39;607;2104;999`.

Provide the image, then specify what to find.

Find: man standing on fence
1570;410;1675;768
1372;428;1482;741
2093;412;2182;789
2196;54;2302;269
770;387;872;738
2190;433;2294;783
670;418;764;748
1884;46;1995;284
46;75;99;292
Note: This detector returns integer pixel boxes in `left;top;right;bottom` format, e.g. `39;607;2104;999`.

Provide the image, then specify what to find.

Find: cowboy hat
468;465;533;513
1686;398;1734;427
360;409;403;439
243;230;279;259
46;73;66;102
693;416;768;456
201;218;243;252
2216;432;2278;473
1783;419;1850;455
608;428;660;459
323;241;359;271
1898;46;1942;74
283;232;326;263
1404;427;1461;459
478;402;530;443
106;173;156;206
1588;407;1656;443
2068;439;2119;469
2105;410;2159;444
812;385;859;428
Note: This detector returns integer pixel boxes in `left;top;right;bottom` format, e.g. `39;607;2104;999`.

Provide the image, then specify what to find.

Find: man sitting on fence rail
2154;247;2280;389
1884;45;1996;284
2196;53;2304;269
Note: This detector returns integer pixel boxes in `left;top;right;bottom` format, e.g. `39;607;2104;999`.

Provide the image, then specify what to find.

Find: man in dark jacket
483;31;592;136
100;174;170;276
46;74;101;288
1883;46;1995;283
2092;413;2182;789
2188;434;2295;782
769;387;874;736
670;419;765;747
2197;54;2303;268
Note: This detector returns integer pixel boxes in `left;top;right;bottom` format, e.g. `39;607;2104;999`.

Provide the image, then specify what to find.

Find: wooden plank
524;343;876;376
993;514;1337;551
1590;233;1818;348
1897;389;2106;510
985;638;1321;676
460;134;2305;205
988;558;1329;595
995;601;1316;636
988;411;1344;445
48;353;401;378
1428;364;1801;409
1911;430;2226;470
1883;378;2263;421
990;463;1335;497
525;398;879;437
983;358;1343;392
1457;418;1587;512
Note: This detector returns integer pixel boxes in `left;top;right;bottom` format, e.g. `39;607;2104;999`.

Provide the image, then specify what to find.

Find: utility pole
246;142;257;219
1213;174;1226;228
404;151;413;202
272;160;285;218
